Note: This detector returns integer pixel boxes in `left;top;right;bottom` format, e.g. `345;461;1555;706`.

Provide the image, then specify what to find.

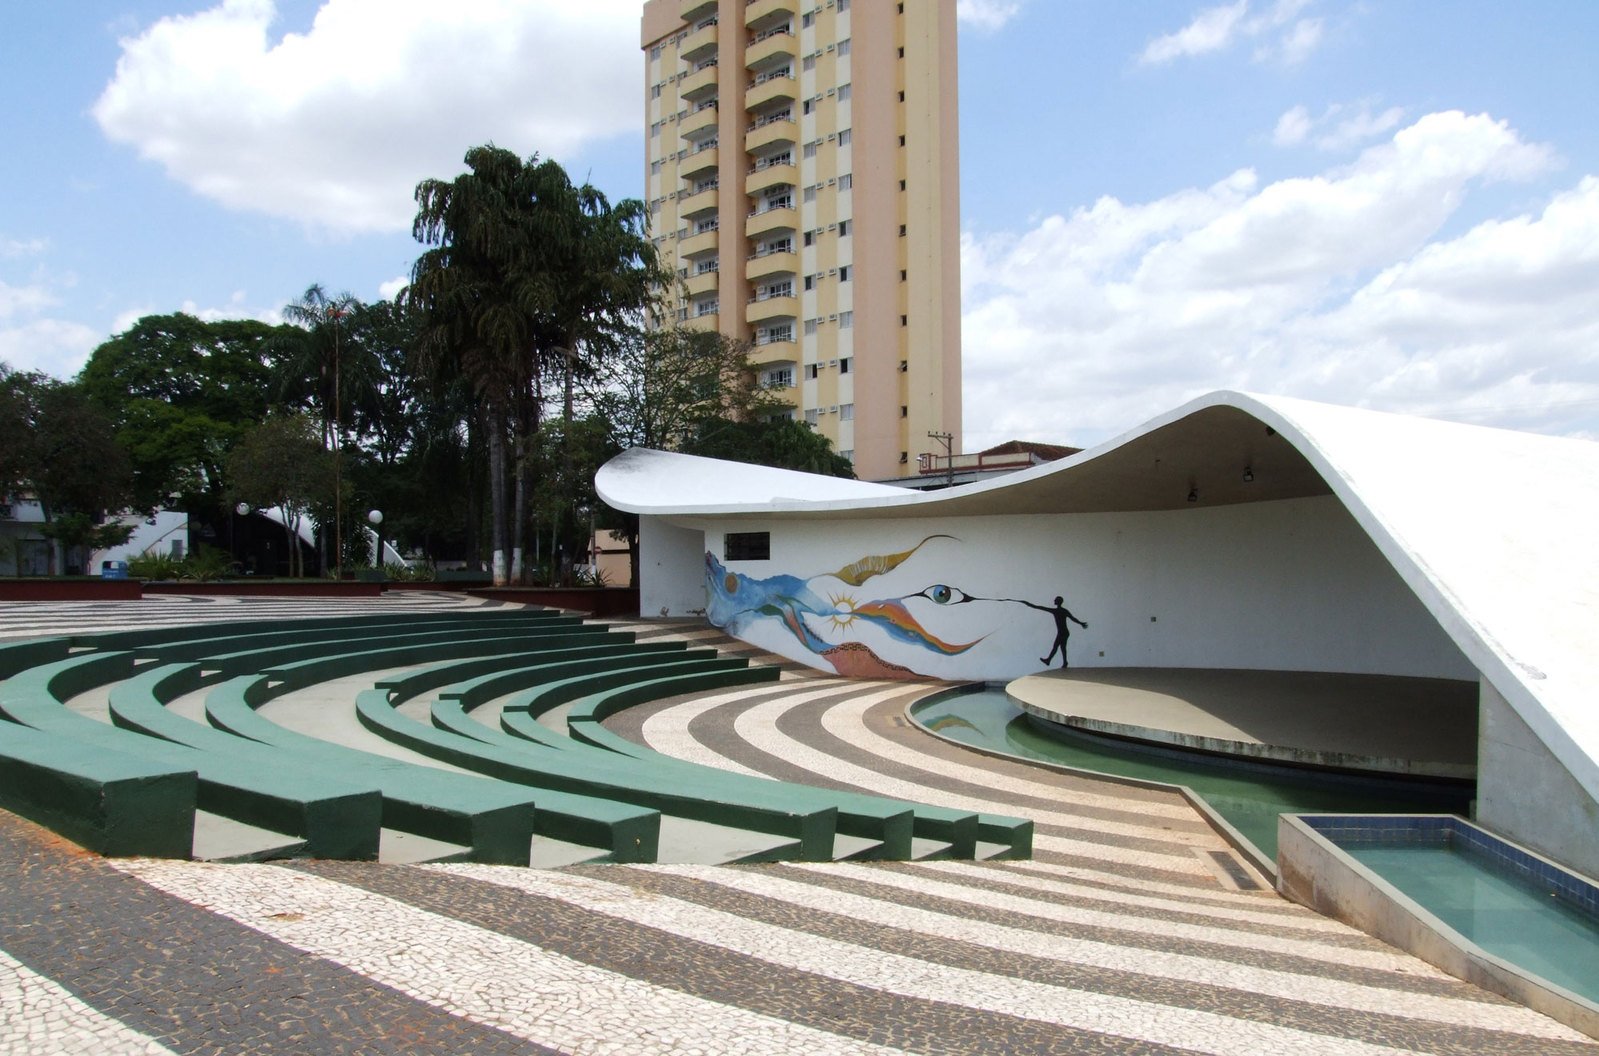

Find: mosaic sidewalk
1;597;1591;1055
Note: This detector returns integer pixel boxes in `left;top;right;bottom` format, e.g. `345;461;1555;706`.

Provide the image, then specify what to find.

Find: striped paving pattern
1;598;1592;1054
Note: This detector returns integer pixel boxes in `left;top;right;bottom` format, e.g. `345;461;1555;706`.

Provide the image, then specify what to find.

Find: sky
3;0;1598;451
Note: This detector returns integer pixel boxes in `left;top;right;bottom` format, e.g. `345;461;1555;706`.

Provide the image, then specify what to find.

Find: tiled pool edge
1277;813;1599;1041
907;684;1278;884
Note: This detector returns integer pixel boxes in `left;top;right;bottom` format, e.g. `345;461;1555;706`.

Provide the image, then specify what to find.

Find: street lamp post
367;509;384;573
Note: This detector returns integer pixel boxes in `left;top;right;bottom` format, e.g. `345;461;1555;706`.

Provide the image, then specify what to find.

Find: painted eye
724;573;739;594
918;584;968;605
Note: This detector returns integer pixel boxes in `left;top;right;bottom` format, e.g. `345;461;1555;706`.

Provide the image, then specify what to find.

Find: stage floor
1006;667;1479;780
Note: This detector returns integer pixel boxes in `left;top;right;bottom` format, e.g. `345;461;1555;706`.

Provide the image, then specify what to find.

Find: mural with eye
704;536;1091;680
915;584;972;606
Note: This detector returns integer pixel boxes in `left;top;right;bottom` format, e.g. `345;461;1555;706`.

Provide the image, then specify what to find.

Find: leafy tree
0;370;136;573
589;327;783;452
226;414;335;578
684;417;856;477
77;313;282;512
406;145;660;585
585;327;852;584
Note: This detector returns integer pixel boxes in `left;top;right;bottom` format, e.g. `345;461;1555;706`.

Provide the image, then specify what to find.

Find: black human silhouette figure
1021;596;1088;669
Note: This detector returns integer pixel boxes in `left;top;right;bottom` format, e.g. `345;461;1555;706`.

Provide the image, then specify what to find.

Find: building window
804;408;819;425
839;38;851;56
899;451;908;464
900;269;907;281
900;314;908;326
839;0;850;11
897;46;905;58
652;83;662;99
802;54;816;71
838;128;852;146
898;90;905;102
803;141;818;158
803;185;817;203
838;173;852;191
900;406;908;418
724;532;770;561
838;219;850;236
838;310;853;328
804;318;819;336
839;403;854;420
804;361;819;377
898;135;906;146
899;224;907;236
839;448;853;462
838;84;851;103
651;159;663;174
839;356;852;374
803;231;814;247
838;266;850;282
801;11;815;28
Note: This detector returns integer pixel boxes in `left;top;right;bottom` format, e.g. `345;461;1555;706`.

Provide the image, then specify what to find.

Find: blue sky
4;0;1597;450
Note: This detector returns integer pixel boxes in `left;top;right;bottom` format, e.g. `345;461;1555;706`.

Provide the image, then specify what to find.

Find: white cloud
0;318;102;378
959;111;1596;449
93;0;639;234
377;275;408;300
1275;100;1407;151
1;237;48;258
1141;0;1326;67
1257;16;1322;65
956;0;1023;32
1140;1;1248;64
1273;105;1311;146
0;280;56;321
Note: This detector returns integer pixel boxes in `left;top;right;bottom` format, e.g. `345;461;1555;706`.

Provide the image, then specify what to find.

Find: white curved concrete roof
597;390;1599;807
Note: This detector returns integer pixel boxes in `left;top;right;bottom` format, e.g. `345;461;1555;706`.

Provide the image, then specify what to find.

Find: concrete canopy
597;390;1599;817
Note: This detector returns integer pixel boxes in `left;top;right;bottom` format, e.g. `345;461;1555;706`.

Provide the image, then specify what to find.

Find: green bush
180;545;234;582
128;552;184;580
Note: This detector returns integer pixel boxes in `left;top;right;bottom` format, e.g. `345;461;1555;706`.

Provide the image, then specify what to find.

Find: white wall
703;494;1475;681
1477;679;1599;878
640;517;706;618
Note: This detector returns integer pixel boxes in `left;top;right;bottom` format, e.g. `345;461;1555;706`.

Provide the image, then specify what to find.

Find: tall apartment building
641;0;961;480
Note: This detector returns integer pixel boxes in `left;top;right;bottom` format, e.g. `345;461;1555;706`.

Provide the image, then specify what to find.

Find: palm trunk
487;408;509;586
510;413;526;585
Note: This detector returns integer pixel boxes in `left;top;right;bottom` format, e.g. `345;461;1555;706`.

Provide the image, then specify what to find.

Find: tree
1;370;136;573
226;414;336;578
77;313;282;513
585;327;853;584
684;417;856;477
406;145;661;585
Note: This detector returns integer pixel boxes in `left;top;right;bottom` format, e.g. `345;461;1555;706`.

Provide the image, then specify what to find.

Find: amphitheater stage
1006;667;1479;780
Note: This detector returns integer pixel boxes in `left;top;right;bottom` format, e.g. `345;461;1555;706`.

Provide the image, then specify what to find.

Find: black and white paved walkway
1;596;1590;1054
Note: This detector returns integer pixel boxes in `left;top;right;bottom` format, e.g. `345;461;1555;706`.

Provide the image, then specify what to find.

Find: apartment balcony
748;338;799;367
745;71;796;111
745;249;797;281
746;292;798;325
679;227;719;258
679;144;719;181
681;0;718;22
745;27;796;70
744;115;797;153
680;62;720;102
745;203;797;238
680;104;719;142
678;185;719;217
745;159;797;195
684;310;720;332
684;268;721;297
681;20;719;64
744;0;796;29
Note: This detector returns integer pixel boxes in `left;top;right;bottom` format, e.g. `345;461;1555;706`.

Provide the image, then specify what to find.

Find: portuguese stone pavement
0;592;1591;1054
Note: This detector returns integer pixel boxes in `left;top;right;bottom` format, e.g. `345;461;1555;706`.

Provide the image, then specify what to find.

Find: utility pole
927;430;954;488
